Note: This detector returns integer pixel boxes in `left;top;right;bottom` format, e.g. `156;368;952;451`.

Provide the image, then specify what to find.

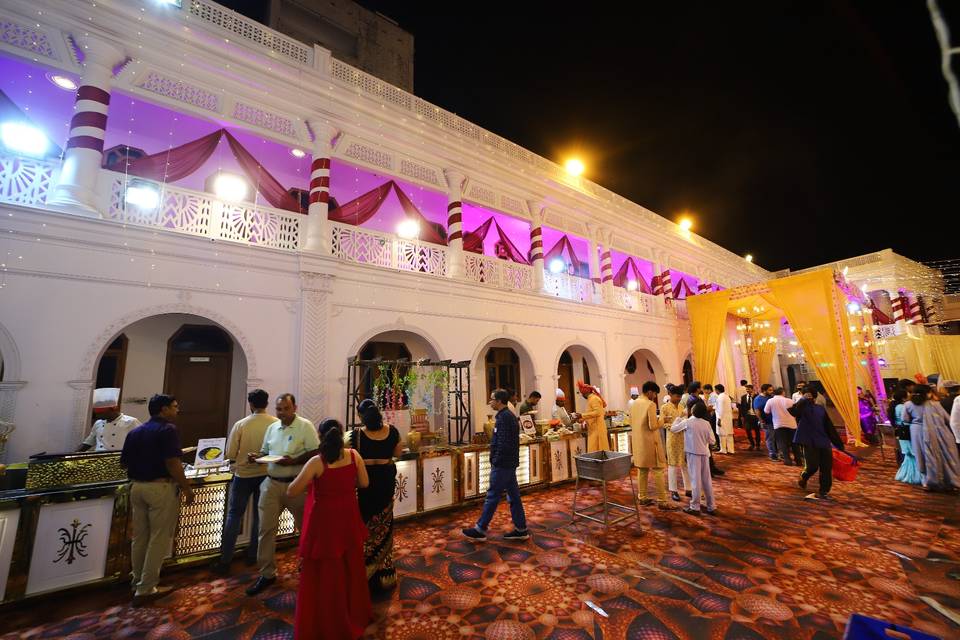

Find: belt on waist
132;478;174;483
268;475;294;483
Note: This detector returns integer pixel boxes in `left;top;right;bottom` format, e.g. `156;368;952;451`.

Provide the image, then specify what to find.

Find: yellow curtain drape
687;289;732;383
926;334;960;381
766;270;861;443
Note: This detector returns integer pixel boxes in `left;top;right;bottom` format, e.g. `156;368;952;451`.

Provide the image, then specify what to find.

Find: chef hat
629;386;639;396
555;388;565;399
92;388;121;413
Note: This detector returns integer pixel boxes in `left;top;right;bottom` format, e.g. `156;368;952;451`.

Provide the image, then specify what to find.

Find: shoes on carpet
682;507;702;516
503;529;529;541
748;445;756;451
245;576;276;596
461;527;487;541
704;509;718;516
657;502;676;511
798;475;808;490
132;585;175;607
210;560;230;576
244;556;258;567
638;498;656;506
671;491;682;502
816;493;834;501
685;490;693;497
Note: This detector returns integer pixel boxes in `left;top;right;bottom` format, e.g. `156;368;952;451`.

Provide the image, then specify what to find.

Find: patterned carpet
2;438;959;639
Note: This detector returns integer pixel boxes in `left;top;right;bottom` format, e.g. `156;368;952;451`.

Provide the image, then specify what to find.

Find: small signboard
194;437;227;468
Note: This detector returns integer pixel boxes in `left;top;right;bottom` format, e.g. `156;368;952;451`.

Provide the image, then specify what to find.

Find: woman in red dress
288;419;371;639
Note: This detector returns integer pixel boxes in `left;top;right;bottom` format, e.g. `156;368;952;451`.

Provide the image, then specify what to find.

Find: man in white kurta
715;384;735;454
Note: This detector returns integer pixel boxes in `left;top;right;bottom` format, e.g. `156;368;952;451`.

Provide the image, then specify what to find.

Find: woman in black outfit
351;399;403;592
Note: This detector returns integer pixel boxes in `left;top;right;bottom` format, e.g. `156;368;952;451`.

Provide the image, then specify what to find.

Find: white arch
0;320;22;382
77;302;259;382
469;332;538;370
552;341;605;382
623;343;671;381
345;322;445;364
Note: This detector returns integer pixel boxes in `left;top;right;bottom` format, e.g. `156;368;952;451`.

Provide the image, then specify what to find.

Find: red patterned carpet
2;440;959;639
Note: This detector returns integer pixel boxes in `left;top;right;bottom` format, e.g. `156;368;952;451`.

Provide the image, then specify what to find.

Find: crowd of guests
890;378;960;492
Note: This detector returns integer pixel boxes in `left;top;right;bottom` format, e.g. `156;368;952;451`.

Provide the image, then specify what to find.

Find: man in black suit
740;384;761;451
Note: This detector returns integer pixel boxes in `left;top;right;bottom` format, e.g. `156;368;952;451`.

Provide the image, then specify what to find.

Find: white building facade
0;0;766;463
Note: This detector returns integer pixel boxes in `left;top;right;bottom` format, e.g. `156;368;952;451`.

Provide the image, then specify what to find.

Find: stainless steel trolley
571;450;640;527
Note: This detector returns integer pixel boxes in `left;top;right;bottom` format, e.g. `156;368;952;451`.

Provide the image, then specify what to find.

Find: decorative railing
605;286;657;314
102;172;302;250
543;272;596;303
0;154;59;208
330;222;448;277
463;254;534;291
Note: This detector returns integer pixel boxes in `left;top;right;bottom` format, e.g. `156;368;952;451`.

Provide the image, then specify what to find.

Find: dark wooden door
164;325;233;448
558;351;574;411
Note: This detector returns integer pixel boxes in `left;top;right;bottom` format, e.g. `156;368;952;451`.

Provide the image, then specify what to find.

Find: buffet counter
0;427;613;605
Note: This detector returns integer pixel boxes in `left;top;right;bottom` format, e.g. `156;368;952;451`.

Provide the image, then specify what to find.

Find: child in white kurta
670;402;716;514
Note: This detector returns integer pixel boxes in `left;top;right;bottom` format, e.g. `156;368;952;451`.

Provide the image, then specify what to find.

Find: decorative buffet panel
0;507;19;601
25;497;115;595
393;460;417;517
421;455;454;511
549;439;570;483
569;436;587;478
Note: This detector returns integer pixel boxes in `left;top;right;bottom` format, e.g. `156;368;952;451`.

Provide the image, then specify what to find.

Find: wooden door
164;325;233;448
558;351;574;411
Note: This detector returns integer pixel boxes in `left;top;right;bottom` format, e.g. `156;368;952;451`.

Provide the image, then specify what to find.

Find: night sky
224;1;960;272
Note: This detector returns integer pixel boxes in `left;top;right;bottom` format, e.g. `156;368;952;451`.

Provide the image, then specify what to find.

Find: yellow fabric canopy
687;269;862;443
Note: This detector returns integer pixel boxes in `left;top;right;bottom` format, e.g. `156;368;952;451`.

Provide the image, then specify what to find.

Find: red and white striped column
600;247;613;285
891;291;906;323
528;201;545;290
49;37;125;215
697;282;712;295
445;169;466;278
305;122;338;252
660;270;673;302
908;294;924;324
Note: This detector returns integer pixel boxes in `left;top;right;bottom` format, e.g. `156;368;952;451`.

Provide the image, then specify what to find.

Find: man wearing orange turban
578;381;608;451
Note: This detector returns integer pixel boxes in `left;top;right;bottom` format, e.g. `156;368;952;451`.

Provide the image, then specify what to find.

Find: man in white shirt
246;393;319;595
715;384;735;454
791;381;807;403
627;386;640;410
212;389;274;575
764;388;801;466
78;387;141;452
705;384;719;449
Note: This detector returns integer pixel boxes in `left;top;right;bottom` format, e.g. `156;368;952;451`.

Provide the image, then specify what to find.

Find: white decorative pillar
444;169;467;278
587;226;602;303
305;122;339;253
48;37;126;215
68;380;95;451
528;200;546;290
298;272;333;422
0;381;25;463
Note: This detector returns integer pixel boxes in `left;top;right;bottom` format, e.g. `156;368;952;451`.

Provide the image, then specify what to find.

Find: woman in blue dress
891;390;921;484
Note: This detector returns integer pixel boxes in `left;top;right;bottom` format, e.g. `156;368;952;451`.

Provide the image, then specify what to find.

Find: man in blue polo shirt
120;394;194;607
753;384;778;460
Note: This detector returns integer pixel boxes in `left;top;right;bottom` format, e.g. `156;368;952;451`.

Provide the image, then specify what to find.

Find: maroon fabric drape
543;235;583;272
391;182;445;245
105;129;223;183
463;216;493;253
327;182;393;225
493;220;530;265
224;131;300;212
328;181;446;245
674;279;695;299
872;306;894;325
612;258;652;293
651;274;662;296
105;128;300;212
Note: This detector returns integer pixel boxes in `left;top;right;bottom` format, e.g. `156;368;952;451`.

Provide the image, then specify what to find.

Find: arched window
486;348;520;398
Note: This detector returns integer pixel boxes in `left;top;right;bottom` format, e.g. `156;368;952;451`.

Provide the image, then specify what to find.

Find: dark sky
224;1;960;272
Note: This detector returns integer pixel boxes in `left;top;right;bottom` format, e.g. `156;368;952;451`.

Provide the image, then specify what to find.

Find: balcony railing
543;272;596;303
330;222;448;278
101;172;303;250
0;154;59;209
463;253;534;291
673;299;689;320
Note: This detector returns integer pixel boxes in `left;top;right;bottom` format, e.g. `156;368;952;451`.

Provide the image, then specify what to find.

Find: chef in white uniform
78;387;141;452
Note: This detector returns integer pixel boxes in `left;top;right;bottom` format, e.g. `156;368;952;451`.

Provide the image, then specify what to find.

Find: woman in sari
351;399;403;592
904;385;960;492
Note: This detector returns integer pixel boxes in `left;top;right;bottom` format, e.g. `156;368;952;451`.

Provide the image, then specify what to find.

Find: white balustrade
463;253;534;291
673;299;689;320
330;222;448;277
0;154;59;208
102;172;302;250
543;271;596;303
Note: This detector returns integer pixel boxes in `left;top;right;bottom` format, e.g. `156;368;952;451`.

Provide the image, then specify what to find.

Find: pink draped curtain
327;180;446;245
544;235;583;272
104;128;301;212
612;258;652;293
461;216;529;264
675;279;696;299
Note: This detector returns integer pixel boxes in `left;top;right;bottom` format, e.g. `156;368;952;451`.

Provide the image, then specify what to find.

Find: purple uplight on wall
610;249;655;291
460;203;531;259
669;269;700;299
0;54;76;153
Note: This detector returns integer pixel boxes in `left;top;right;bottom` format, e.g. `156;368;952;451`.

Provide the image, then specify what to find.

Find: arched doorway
556;344;603;413
623;348;667;401
90;314;248;448
352;329;442;434
683;359;693;387
473;337;535;427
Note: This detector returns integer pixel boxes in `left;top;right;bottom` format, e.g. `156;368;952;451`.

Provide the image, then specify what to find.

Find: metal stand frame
570;471;640;527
